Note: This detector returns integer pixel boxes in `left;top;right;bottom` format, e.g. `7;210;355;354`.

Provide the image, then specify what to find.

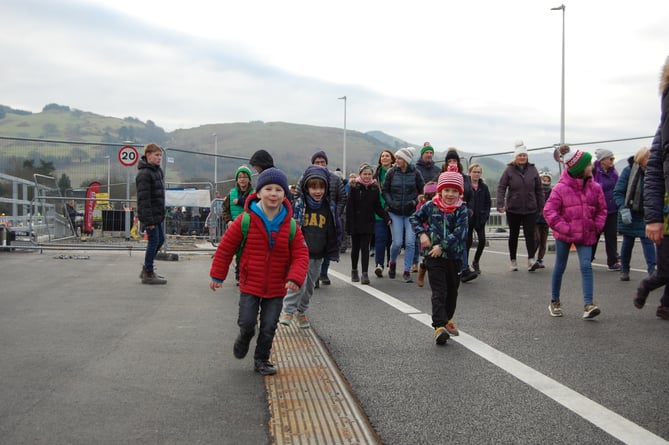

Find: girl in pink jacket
543;146;607;319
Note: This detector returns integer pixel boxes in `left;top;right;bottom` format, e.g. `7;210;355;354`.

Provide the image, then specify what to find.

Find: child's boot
351;269;360;282
360;272;370;285
417;264;427;287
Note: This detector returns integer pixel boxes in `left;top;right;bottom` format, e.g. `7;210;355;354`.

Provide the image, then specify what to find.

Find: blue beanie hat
255;167;289;196
301;165;330;196
311;150;329;165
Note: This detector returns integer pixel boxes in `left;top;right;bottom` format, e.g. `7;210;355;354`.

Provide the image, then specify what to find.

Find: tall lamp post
338;96;347;177
551;4;566;146
212;133;218;190
105;155;111;200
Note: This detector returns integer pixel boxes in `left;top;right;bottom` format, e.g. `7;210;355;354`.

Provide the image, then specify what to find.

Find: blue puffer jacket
644;87;669;225
135;157;165;225
382;164;425;216
614;156;646;237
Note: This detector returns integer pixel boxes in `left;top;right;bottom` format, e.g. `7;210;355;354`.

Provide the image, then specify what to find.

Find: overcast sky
2;0;667;159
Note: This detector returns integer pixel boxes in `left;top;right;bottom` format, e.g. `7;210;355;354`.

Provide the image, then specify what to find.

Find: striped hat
395;147;414;165
437;171;464;195
564;149;592;177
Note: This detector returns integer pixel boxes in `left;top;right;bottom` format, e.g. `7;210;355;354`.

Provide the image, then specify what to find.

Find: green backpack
236;212;297;261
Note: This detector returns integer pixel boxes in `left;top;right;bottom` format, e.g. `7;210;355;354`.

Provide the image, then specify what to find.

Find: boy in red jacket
210;168;309;376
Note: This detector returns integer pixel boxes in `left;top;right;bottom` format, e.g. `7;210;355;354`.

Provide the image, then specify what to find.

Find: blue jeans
389;213;415;273
238;293;283;361
143;223;165;273
374;220;391;267
551;240;594;305
620;235;656;275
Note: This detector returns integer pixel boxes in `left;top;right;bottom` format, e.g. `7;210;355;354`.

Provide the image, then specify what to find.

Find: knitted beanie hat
423;183;438;194
437;171;464;195
514;140;527;157
420;145;434;156
255;167;289;196
301;165;330;195
564;149;593;177
395;147;414;165
311;150;329;165
235;165;253;181
445;148;460;164
595;148;614;162
358;162;374;174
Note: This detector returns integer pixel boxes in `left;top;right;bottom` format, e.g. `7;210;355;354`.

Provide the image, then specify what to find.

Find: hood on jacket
301;165;330;197
249;149;274;172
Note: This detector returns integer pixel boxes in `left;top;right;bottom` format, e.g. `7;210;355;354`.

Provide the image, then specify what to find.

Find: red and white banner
84;182;100;234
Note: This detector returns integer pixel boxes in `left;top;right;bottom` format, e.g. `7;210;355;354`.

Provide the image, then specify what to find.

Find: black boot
360;272;370;285
254;360;277;376
351;270;360;282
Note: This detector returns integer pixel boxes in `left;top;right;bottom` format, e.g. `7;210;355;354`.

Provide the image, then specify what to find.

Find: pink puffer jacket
543;171;607;246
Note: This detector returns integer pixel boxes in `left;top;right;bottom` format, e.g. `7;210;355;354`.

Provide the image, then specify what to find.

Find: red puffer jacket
543;171;607;246
210;195;309;298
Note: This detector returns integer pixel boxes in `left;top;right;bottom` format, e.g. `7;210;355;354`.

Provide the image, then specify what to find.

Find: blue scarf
250;201;287;248
306;195;324;209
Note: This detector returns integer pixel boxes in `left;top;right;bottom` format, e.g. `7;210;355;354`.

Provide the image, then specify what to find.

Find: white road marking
328;269;668;445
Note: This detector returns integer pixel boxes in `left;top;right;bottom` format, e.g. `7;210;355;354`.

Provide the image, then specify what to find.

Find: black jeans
351;233;372;273
506;212;536;260
466;224;486;265
640;237;669;307
592;212;619;267
237;293;283;361
426;257;461;327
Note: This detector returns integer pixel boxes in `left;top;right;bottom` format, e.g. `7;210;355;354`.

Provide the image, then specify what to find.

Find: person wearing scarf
613;146;655;281
410;170;469;344
345;163;390;284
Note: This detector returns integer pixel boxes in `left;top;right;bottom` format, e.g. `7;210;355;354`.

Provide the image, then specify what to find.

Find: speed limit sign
118;145;139;167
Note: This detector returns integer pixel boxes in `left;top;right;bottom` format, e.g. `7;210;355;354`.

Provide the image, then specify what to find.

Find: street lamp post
212;133;218;190
105;155;111;200
338;96;347;177
551;4;566;145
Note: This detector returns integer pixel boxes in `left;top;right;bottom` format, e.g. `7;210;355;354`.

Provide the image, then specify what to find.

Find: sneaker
583;303;601;319
374;264;383;278
233;334;251;359
549;300;563;317
254;360;277;376
402;271;413;283
389;262;397;279
139;266;165;280
351;270;360;282
319;275;331;285
510;259;518;271
537;259;545;269
461;268;478;283
528;259;540;272
279;311;293;326
296;312;311;329
620;270;630;281
434;326;450;345
608;262;622;271
472;261;481;274
417;264;427;287
633;286;649;309
360;272;370;285
445;320;459;336
411;264;419;273
656;305;669;320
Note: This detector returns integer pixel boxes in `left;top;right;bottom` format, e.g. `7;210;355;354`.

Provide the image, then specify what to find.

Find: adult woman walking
373;149;395;277
466;163;491;274
382;147;425;282
496;140;544;271
614;146;654;281
592;148;621;270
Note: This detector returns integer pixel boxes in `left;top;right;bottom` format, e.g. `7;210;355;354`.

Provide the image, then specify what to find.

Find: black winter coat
382;165;425;216
346;181;389;235
136;157;165;225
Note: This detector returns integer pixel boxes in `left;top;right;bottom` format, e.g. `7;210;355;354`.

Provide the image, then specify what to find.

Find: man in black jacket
136;143;167;285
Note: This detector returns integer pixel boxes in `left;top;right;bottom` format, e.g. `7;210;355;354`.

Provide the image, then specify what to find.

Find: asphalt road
0;239;667;445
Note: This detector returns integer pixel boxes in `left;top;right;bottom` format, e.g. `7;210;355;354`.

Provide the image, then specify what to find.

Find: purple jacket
543;171;607;246
592;160;619;214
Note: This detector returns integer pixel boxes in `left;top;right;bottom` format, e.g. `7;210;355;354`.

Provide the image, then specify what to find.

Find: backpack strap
236;213;296;261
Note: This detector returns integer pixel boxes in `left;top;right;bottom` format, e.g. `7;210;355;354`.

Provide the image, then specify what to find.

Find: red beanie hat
437;171;464;195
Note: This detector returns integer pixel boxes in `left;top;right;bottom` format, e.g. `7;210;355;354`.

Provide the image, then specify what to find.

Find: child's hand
428;245;442;258
286;281;299;292
420;233;431;249
210;280;223;291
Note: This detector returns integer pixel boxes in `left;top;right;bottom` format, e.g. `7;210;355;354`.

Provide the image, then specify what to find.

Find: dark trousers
466;224;486;265
531;223;550;260
144;223;165;273
506;212;536;260
351;233;372;273
592;213;619;266
237;293;283;361
640;237;669;307
426;257;461;327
